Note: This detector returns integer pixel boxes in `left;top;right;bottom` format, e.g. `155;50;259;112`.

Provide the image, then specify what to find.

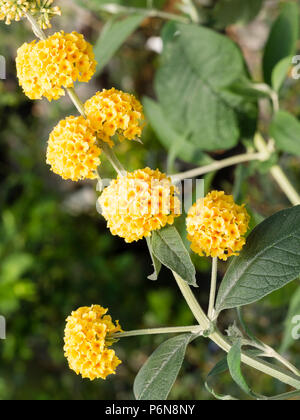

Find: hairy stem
255;133;300;206
173;272;300;391
112;325;203;339
171;152;268;182
96;3;190;24
208;257;218;320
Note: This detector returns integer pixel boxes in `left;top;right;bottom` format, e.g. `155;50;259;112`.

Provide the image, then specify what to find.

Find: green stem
66;87;86;117
99;141;126;177
208;257;218;320
24;11;46;40
96;3;190;24
171;152;268;182
112;325;202;339
255;133;300;206
173;272;300;391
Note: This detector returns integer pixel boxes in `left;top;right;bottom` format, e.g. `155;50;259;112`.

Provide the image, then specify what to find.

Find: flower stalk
208;257;218;320
254;133;300;206
173;272;300;391
171;151;268;182
112;325;203;339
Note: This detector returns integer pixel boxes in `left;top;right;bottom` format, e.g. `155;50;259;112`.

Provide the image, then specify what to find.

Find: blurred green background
0;0;300;400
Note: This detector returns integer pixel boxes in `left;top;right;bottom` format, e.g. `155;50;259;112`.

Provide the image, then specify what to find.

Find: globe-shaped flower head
99;168;181;242
16;31;97;101
46;116;101;182
64;305;122;381
186;191;250;261
84;88;145;147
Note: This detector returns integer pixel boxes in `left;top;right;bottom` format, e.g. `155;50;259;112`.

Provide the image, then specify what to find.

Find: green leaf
134;333;193;400
226;78;270;101
270;110;300;156
155;23;256;151
216;206;300;313
227;339;257;398
272;56;293;92
281;287;300;352
213;0;263;28
94;14;144;75
263;2;299;85
151;226;197;287
146;237;162;281
143;97;212;166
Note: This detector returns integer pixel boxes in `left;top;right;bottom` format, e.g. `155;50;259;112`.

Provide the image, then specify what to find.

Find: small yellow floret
64;305;122;381
186;191;250;261
99;168;181;243
84;88;145;147
16;31;97;101
46;116;101;182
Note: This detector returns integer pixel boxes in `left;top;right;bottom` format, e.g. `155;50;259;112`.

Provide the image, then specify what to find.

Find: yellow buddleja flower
84;88;145;147
64;305;122;381
186;191;250;261
46;116;101;182
0;0;61;28
16;31;97;101
99;168;181;243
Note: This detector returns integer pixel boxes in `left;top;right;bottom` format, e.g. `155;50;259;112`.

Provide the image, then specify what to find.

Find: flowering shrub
2;0;300;401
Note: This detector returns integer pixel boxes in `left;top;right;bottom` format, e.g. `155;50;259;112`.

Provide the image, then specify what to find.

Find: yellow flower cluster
0;0;60;27
186;191;250;261
99;168;181;243
16;31;97;101
46;116;101;182
0;0;31;24
64;305;122;381
84;88;145;147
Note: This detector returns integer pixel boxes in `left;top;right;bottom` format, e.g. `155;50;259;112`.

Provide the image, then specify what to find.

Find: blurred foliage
0;0;300;400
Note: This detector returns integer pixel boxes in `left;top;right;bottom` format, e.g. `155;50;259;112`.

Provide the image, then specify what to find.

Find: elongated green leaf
134;333;193;400
263;2;299;85
146;237;162;281
213;0;263;28
272;56;293;92
143;97;212;166
281;287;300;352
270;110;300;156
227;339;257;398
94;14;144;75
155;23;257;151
216;206;300;313
204;357;239;400
151;226;197;286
